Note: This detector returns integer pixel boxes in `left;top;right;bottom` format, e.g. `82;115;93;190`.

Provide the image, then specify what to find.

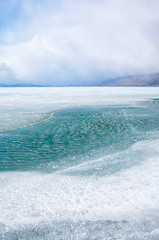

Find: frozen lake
0;87;159;239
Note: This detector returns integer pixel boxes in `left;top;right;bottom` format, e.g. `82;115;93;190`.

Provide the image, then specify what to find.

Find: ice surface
0;139;159;239
0;87;159;132
1;87;159;239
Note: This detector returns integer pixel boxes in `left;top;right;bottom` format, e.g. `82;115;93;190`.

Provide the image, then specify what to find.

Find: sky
0;0;159;86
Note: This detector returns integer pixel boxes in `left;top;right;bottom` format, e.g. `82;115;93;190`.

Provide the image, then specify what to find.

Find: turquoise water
1;88;159;240
1;102;159;173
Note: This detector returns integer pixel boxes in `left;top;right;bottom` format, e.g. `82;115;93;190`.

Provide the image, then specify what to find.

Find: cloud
0;63;16;84
0;0;159;85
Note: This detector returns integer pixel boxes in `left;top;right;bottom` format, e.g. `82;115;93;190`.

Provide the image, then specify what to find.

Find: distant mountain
0;83;46;87
101;73;159;86
0;73;159;87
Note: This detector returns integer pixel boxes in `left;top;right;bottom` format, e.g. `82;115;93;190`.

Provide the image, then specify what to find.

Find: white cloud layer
0;0;159;85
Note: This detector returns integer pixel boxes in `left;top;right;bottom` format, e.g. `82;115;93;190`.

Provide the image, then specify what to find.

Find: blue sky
0;0;159;86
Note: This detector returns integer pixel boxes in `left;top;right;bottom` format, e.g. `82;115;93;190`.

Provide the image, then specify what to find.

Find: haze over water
1;87;159;240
